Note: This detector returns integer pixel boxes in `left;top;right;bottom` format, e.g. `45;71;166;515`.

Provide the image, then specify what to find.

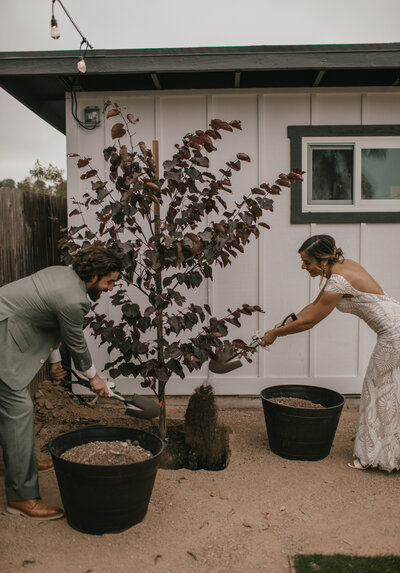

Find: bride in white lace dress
261;234;400;472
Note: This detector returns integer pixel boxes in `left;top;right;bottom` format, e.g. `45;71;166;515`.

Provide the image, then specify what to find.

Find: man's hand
49;362;67;384
89;374;109;397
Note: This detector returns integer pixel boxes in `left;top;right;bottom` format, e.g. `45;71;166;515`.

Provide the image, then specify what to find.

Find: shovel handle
280;313;298;326
251;313;297;349
61;364;91;388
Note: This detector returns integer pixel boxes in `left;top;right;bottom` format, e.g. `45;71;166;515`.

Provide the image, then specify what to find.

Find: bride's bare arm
262;291;343;346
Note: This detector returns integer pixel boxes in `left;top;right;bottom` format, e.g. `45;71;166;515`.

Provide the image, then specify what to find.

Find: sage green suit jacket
0;266;93;390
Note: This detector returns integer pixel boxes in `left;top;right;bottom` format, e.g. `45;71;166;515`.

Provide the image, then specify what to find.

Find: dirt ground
0;380;399;573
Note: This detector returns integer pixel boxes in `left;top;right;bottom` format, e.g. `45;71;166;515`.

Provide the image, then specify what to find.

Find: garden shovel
208;313;298;374
61;365;160;420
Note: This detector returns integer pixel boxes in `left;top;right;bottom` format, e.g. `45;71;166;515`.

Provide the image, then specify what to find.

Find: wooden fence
0;186;67;395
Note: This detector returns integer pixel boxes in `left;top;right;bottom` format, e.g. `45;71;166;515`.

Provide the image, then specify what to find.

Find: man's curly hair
72;245;122;282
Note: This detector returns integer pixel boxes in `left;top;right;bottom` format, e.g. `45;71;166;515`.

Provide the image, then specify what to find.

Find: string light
77;58;86;73
50;0;93;72
50;1;60;39
77;38;89;74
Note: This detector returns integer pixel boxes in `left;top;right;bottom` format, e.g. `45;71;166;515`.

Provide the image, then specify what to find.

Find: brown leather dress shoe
7;499;64;520
37;459;54;472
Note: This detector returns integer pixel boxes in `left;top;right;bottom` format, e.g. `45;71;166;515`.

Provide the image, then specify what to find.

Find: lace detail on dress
325;274;400;471
325;274;356;296
325;274;400;339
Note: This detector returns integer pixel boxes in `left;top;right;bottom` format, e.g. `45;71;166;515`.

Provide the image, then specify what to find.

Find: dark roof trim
1;43;400;75
1;44;399;135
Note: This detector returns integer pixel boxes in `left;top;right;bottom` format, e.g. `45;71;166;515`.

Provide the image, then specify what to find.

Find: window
288;125;400;223
308;145;353;204
361;148;400;200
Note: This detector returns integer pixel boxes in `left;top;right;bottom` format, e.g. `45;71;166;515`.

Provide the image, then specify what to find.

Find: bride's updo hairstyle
298;234;344;270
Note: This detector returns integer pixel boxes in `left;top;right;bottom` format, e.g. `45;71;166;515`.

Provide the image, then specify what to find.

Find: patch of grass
293;554;400;573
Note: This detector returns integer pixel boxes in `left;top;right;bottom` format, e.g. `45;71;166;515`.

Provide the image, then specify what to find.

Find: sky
0;0;399;182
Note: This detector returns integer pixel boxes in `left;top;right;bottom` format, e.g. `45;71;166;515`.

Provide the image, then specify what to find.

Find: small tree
63;102;303;438
0;178;16;188
17;161;67;197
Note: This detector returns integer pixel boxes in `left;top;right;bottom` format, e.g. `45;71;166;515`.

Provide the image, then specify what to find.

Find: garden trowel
208;313;297;374
61;365;160;420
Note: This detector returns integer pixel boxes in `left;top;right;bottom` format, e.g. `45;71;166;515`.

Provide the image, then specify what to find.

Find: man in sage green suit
0;245;121;520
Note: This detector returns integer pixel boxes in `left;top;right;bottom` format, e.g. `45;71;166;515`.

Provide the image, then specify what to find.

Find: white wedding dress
325;274;400;471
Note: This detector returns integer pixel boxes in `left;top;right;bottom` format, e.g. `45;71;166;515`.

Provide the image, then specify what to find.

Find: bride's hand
261;329;277;347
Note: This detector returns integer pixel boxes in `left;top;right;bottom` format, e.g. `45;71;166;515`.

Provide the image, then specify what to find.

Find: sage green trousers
0;378;39;501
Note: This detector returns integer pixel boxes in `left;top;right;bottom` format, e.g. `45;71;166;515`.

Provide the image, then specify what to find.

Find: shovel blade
124;394;160;420
209;359;243;374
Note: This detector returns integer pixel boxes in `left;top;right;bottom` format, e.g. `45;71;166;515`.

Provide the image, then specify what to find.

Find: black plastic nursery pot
260;385;345;461
48;426;164;534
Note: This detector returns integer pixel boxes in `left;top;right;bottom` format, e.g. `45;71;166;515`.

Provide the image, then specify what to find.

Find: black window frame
288;124;400;224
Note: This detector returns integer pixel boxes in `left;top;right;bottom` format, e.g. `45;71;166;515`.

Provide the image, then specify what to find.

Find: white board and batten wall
66;87;400;397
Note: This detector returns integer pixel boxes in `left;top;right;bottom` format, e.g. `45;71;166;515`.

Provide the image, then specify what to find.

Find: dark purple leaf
275;178;291;188
205;129;221;140
111;123;126;139
229;120;242;130
226;160;241;171
287;169;305;181
106;109;120;118
80;169;98;180
139;141;149;156
269;185;281;195
210;119;233;132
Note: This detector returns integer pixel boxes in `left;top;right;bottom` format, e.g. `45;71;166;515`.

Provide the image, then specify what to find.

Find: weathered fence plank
0;186;67;395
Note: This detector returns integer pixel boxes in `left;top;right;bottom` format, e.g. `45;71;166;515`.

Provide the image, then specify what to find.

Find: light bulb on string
77;38;89;73
77;58;86;73
49;1;93;70
50;17;60;39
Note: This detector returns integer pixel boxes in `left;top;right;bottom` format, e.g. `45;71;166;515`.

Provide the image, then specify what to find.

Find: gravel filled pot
48;426;164;534
260;385;344;461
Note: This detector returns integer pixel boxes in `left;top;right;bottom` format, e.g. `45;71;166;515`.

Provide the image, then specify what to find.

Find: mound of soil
61;439;152;465
268;397;324;408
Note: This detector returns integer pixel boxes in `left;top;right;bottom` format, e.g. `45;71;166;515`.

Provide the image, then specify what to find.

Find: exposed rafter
151;73;161;90
313;70;326;87
234;72;241;88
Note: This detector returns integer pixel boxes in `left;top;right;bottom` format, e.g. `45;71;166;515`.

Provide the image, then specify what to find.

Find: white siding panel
104;94;158;369
262;94;311;380
312;225;360;378
102;96;158;379
211;95;260;379
312;93;362;125
158;96;210;392
66;94;106;233
66;94;113;377
105;96;156;146
363;93;400;124
159;95;207;151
